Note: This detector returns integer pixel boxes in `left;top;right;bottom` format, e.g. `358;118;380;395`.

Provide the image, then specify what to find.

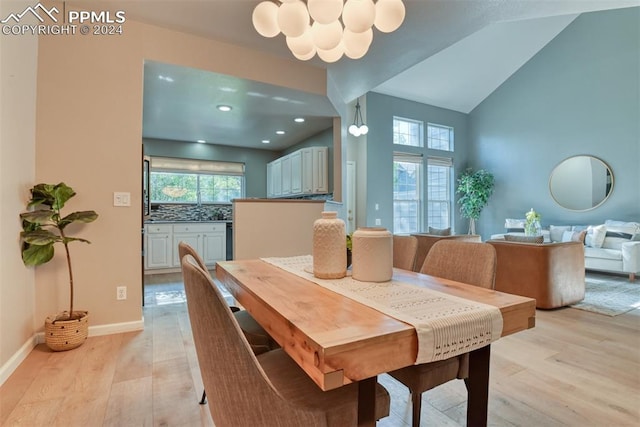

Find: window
150;157;244;204
427;123;454;151
393;154;422;234
427;157;452;229
393;117;423;147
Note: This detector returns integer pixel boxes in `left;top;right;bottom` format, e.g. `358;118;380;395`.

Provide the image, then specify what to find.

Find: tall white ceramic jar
313;211;347;279
351;227;393;282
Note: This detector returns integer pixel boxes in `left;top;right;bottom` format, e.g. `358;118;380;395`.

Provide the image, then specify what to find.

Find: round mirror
549;155;613;211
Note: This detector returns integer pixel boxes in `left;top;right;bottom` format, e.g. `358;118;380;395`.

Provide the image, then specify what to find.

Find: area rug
570;276;640;316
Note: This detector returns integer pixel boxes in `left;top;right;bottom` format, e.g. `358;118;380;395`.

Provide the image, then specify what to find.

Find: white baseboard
0;335;38;387
1;318;145;387
35;317;145;343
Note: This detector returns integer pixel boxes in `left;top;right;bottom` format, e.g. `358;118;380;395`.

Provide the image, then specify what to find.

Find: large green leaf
21;229;60;245
62;237;91;245
29;183;57;208
22;243;55;266
20;209;55;225
29;182;75;211
52;183;75;210
58;210;99;229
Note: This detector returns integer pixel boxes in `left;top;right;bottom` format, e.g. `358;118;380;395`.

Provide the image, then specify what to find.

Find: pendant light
348;98;368;137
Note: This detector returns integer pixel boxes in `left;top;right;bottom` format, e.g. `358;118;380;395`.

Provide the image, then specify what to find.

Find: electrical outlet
117;286;127;300
375;218;381;226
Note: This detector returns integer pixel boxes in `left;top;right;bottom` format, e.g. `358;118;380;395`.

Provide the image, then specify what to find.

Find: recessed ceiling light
197;139;206;144
276;130;285;135
294;117;305;123
217;105;232;112
158;75;174;82
262;140;270;144
272;96;288;102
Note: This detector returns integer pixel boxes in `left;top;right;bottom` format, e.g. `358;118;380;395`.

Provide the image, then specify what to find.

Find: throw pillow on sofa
561;230;587;243
585;224;607;248
504;234;544;244
428;226;451;236
601;220;640;250
550;225;571;242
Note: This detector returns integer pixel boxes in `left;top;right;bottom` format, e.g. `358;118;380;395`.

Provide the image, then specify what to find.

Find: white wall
0;0;38;380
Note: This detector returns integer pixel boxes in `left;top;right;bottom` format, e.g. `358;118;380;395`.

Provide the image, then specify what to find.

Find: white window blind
151;157;245;175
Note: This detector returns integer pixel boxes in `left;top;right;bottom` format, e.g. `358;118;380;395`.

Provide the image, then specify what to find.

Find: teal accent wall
143;138;280;198
365;92;470;233
469;7;640;238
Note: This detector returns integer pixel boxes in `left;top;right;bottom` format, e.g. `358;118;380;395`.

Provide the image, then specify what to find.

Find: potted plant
456;168;495;235
524;208;542;236
20;183;98;351
346;233;353;268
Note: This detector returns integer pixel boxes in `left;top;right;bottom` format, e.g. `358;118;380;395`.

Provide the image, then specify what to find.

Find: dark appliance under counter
226;222;233;260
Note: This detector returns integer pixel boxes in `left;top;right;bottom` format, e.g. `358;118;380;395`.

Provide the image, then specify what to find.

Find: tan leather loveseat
487;240;585;309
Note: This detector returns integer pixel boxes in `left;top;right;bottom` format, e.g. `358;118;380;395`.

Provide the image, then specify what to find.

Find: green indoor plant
456;168;495;235
20;182;98;351
524;208;542;236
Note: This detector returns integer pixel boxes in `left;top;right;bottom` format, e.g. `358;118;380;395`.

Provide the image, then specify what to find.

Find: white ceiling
373;13;579;113
86;0;639;150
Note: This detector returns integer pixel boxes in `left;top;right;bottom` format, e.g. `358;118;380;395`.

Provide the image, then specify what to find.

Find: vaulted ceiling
88;0;639;149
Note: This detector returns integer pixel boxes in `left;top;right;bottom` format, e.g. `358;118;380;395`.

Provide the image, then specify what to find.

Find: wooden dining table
216;259;536;427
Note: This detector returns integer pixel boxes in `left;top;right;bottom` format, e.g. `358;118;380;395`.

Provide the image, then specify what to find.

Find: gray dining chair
181;254;391;426
178;242;278;404
389;240;497;427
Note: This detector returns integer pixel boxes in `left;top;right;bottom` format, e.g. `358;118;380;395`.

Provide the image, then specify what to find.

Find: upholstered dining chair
177;242;278;404
389;240;497;427
181;255;391;426
393;235;419;271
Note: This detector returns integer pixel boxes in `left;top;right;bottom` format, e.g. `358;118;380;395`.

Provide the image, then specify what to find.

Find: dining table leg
357;376;377;427
466;344;491;427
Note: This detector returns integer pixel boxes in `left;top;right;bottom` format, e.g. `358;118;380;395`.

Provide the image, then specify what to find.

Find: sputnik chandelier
252;0;406;63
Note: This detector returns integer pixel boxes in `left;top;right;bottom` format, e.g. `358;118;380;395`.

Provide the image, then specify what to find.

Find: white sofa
492;219;640;281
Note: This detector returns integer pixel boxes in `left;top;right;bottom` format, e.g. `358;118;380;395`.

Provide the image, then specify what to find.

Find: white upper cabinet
267;147;328;198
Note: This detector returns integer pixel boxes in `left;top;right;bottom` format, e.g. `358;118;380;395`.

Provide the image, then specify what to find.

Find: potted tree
456;168;494;235
20;183;98;351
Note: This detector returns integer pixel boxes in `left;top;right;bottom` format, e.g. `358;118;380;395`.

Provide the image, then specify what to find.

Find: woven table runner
261;255;503;364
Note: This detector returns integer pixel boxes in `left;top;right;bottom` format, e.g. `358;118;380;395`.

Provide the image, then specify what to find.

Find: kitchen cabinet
272;159;282;197
281;155;292;196
144;222;226;271
290;149;303;194
145;224;173;269
305;147;328;194
267;146;328;198
266;162;274;198
172;223;226;267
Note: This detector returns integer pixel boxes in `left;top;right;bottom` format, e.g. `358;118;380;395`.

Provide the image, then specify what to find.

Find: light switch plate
113;192;131;207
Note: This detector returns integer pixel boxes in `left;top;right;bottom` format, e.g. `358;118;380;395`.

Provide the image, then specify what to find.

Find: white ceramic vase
313;211;347;279
351;227;393;282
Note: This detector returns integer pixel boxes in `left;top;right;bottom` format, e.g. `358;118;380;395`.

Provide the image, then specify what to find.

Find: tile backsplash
149;204;232;221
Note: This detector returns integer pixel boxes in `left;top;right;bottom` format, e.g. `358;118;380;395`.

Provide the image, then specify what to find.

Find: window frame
149;157;245;204
392;153;424;234
393;116;424;148
427;123;454;152
426;156;453;230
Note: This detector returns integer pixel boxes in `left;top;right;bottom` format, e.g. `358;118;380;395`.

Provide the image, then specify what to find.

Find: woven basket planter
44;311;89;351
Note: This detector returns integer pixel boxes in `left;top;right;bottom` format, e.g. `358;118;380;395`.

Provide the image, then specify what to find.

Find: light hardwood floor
1;275;638;426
